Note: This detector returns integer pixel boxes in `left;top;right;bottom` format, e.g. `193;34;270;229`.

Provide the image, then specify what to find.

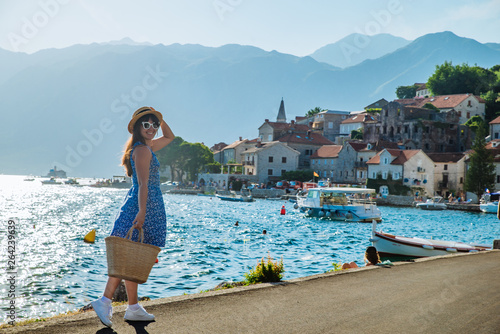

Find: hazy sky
1;0;499;56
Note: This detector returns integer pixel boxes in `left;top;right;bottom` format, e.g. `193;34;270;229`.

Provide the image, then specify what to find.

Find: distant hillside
309;33;411;68
0;31;499;177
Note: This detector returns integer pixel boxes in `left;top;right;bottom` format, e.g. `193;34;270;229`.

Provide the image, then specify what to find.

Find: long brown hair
365;246;381;265
121;114;159;176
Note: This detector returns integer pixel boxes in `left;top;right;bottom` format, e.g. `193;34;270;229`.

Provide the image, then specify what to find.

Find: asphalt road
4;250;500;334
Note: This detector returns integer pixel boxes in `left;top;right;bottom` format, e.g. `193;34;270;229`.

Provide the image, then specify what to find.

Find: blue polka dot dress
110;142;166;247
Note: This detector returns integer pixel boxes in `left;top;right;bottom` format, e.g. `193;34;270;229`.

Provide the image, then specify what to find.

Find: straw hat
127;107;163;133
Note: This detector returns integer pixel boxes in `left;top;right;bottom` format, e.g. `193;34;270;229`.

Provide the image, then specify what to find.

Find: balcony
354;162;367;168
243;161;255;166
438;182;448;188
417;167;426;173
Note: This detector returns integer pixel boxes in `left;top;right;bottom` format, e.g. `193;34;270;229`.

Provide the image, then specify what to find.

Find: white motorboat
370;221;490;258
480;201;498;213
479;192;499;213
295;187;381;222
415;196;447;210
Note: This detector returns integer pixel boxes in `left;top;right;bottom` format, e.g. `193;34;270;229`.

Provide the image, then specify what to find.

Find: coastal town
201;87;499;203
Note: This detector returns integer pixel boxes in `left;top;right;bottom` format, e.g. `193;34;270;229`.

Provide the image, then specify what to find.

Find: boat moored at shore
296;187;381;222
370;221;490;258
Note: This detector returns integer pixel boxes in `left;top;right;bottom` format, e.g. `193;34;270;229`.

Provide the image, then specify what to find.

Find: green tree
156;137;214;182
351;128;363;140
306;107;324;117
427;61;496;96
156;136;185;181
396;84;417;99
179;142;215;181
464;115;488;134
422;102;440;111
464;126;495;199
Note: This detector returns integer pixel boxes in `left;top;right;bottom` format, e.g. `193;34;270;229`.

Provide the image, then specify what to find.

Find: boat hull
415;203;447;210
479;202;498;213
300;206;382;222
216;194;254;202
372;232;489;258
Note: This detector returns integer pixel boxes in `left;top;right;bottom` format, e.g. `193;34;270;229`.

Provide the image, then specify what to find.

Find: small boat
216;191;254;202
370;221;490;258
480;201;498;213
160;181;178;192
24;175;35;181
41;177;62;185
64;178;80;185
415;196;447;210
295;187;381;222
90;176;131;189
479;192;499;213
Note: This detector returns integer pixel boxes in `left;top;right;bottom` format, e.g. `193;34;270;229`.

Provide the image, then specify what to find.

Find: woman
364;246;381;266
92;106;174;327
341;246;381;269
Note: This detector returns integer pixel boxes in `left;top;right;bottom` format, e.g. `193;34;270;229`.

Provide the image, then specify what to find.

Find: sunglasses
142;121;160;130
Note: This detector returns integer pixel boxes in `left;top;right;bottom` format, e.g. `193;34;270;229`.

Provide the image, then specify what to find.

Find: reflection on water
0;175;498;322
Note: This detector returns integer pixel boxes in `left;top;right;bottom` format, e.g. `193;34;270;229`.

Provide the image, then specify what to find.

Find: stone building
367;149;435;196
310;145;342;180
242;141;300;183
396;94;485;125
363;101;472;153
311;109;351;142
426;153;466;198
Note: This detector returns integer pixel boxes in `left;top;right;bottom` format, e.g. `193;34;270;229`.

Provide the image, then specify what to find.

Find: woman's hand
132;210;146;229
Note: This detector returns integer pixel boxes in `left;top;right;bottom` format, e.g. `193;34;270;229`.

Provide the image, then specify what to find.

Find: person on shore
91;107;174;328
364;246;381;266
342;246;381;269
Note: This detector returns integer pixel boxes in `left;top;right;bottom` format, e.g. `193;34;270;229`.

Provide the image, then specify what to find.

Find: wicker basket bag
105;227;161;284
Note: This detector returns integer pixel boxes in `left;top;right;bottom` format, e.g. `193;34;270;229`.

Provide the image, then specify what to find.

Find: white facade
401;151;435;197
367;150;403;181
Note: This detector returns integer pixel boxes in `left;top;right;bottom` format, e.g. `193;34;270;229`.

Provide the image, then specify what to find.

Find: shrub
244;254;285;284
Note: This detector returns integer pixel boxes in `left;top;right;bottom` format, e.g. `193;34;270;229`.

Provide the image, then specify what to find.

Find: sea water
0;174;498;322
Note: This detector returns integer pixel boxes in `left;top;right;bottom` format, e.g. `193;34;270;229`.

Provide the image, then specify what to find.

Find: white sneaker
124;304;155;321
91;299;113;327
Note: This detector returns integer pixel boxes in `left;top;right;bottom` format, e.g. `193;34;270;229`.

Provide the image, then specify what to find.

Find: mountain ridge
1;31;499;177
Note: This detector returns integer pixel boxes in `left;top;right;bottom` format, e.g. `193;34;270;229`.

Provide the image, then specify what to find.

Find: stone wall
375;195;414;207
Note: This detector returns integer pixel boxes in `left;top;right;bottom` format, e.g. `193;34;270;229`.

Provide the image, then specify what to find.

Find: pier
5;250;500;334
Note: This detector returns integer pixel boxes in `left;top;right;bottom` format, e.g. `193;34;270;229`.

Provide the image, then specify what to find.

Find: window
340;171;342;176
383;157;389;164
460;177;463;184
268;135;272;141
382;171;387;179
466;112;470;118
328;122;333;129
444;164;448;171
323;171;327;177
282;157;286;163
497;175;500;183
324;159;327;165
393;172;399;180
372;172;376;178
331;159;334;164
467;100;472;107
268;169;273;176
281;169;286;176
312;159;315;165
268;156;273;163
305;149;312;155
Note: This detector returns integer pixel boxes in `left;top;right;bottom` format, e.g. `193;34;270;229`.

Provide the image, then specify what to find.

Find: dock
4;250;500;334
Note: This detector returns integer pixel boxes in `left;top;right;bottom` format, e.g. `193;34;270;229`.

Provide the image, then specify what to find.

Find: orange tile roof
341;113;377;124
395;94;484;109
426;153;465;163
367;149;420;165
310;145;342;158
489;116;500;125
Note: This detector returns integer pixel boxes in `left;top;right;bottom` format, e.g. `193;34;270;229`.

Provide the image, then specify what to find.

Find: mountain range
1;31;499;177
